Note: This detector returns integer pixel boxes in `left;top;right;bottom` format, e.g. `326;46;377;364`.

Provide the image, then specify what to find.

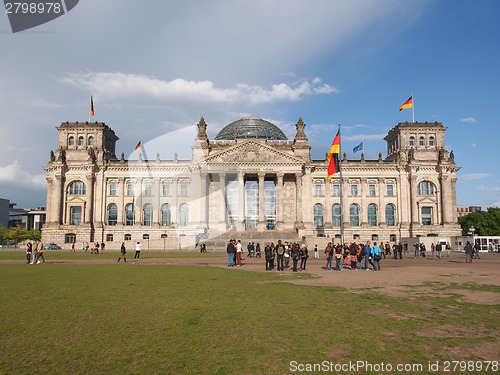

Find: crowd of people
25;240;45;264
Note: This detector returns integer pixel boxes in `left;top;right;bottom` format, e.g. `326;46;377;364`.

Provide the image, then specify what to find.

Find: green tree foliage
5;226;30;244
27;228;41;241
458;207;500;236
0;225;7;240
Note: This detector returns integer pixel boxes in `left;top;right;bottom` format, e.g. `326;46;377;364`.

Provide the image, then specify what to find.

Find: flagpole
89;94;92;123
338;124;344;247
412;92;415;123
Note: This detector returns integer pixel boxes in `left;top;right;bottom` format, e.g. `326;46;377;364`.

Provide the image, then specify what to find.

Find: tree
0;225;7;241
458;208;500;236
6;226;30;245
27;228;41;241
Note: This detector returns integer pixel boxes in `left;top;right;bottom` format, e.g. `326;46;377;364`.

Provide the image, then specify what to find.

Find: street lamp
468;226;475;242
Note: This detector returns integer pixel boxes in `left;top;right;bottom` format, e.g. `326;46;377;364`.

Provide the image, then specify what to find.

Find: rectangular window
127;184;135;196
332;184;340;196
65;233;76;244
369;185;376;196
387;185;394;196
143;234;149;240
371;234;378;241
422;207;432;225
353;234;360;240
70;206;82;225
180;184;188;196
109;184;116;196
315;184;322;196
144;184;152;196
351;184;358;196
124;234;131;241
162;184;169;196
106;234;113;242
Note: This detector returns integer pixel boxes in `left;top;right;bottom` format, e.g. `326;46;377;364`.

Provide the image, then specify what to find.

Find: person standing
436;242;442;259
464;241;473;263
235;240;242;266
473;241;481;259
276;240;285;271
71;242;75;252
420;243;426;259
334;244;342;271
397;242;403;259
101;242;105;252
95;242;100;254
372;242;382;271
446;242;451;257
26;242;32;264
117;242;127;262
364;241;373;270
403;241;409;255
314;244;319;259
255;243;261;258
414;242;420;258
431;243;435;257
134;241;142;259
226;239;235;266
264;242;273;270
299;244;308;271
283;242;290;269
325;242;333;271
291;243;300;272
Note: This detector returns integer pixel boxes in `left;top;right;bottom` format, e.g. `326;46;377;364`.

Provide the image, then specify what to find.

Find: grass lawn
0;261;498;374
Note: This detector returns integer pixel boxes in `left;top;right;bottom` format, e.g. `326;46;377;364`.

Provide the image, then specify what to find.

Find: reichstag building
41;117;462;249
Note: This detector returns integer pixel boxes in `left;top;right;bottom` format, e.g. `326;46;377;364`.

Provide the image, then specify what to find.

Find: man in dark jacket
227;239;236;266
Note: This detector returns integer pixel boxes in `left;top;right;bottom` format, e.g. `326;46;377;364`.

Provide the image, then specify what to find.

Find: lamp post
468;226;475;243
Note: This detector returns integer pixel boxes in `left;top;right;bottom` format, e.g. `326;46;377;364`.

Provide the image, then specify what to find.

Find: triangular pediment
204;140;304;166
67;196;86;205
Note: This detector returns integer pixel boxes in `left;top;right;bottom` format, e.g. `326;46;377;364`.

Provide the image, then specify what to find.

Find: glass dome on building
214;117;288;141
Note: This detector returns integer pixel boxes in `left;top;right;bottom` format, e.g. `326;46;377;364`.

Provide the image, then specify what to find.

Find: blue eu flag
353;142;363;153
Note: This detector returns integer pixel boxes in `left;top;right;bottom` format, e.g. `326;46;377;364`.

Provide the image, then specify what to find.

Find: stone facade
42;117;462;249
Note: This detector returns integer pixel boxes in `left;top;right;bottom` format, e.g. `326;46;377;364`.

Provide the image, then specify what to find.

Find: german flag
327;129;340;179
90;96;95;118
133;141;141;153
399;95;413;112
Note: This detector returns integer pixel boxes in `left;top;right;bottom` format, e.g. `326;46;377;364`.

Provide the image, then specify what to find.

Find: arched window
332;204;341;227
313;204;324;227
68;181;86;195
419;136;425;146
68;136;75;146
429;136;434;146
179;204;189;226
143;204;153;226
409;136;415;146
350;204;359;226
125;204;134;226
78;136;85;146
88;136;94;146
417;181;435;195
367;204;378;226
161;204;171;226
107;204;117;226
385;204;395;226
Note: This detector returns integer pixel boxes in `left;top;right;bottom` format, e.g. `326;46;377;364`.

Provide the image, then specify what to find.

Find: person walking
364;241;374;270
291;243;300;272
95;242;100;254
117;242;127;262
236;240;242;265
264;242;273;270
397;242;403;259
256;243;261;258
436;242;442;259
420;243;426;259
71;242;75;252
35;240;46;264
464;241;473;263
372;242;382;271
26;242;32;264
101;242;105;252
473;241;481;259
314;244;319;259
134;241;142;259
446;242;451;257
403;241;409;255
226;239;235;266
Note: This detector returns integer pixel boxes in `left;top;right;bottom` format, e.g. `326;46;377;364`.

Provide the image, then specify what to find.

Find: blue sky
0;0;499;209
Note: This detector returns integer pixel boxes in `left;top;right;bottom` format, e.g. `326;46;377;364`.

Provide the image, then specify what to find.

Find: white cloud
458;173;491;183
0;161;46;190
60;73;338;106
460;117;476;123
471;143;476;148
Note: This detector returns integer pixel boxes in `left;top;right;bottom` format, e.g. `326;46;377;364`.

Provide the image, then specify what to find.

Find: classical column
238;171;245;229
118;178;125;225
324;179;332;228
154;178;161;225
219;172;226;229
85;174;95;225
409;175;418;227
258;172;266;230
45;178;53;224
276;173;284;229
342;178;349;227
377;178;384;226
171;177;178;225
53;175;63;225
295;172;304;228
360;178;367;227
199;172;208;229
134;178;143;225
